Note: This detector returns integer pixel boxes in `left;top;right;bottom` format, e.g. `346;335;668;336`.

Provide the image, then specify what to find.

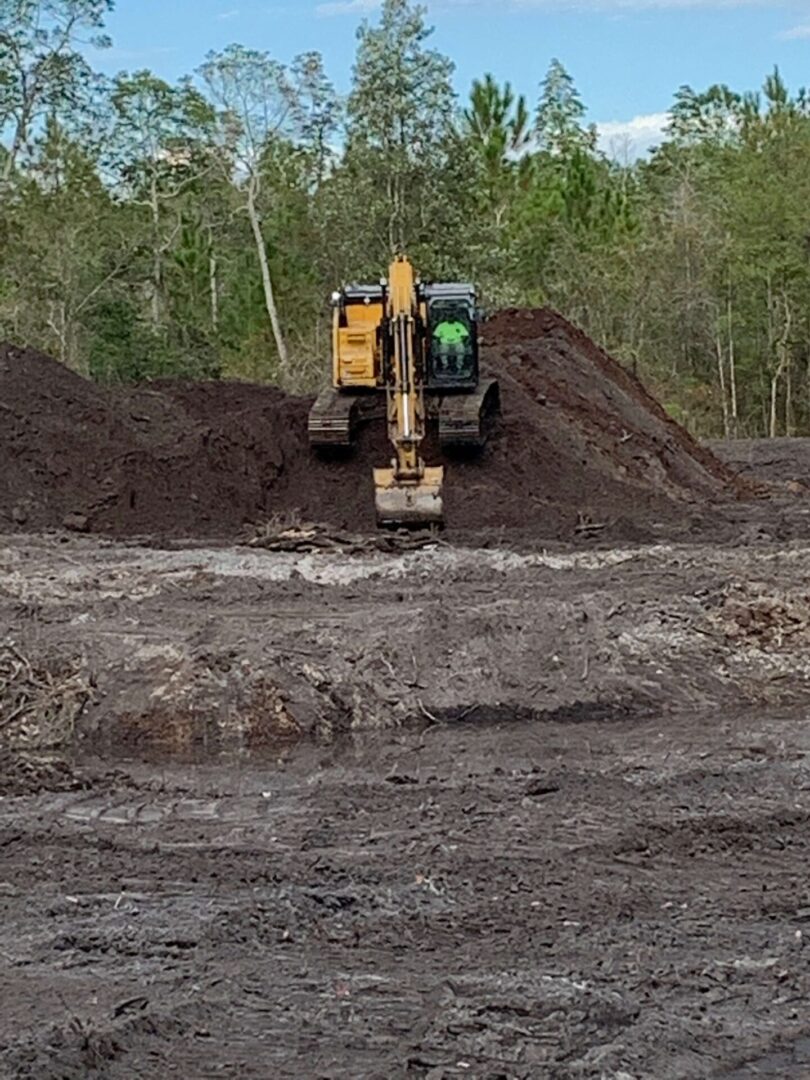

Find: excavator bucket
373;466;444;529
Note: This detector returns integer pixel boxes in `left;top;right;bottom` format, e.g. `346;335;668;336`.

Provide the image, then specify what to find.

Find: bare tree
199;45;323;375
109;71;215;331
0;0;113;182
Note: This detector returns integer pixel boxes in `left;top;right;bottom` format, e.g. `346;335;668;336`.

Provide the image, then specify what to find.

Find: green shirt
434;320;470;346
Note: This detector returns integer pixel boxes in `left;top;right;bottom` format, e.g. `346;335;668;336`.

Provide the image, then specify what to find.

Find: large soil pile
0;311;740;540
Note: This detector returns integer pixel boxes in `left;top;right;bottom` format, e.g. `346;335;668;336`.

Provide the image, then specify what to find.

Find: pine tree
535;59;596;157
345;0;456;258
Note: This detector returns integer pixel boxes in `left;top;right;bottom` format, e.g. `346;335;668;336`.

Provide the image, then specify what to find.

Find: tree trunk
48;299;67;366
209;248;219;332
2;133;20;182
727;295;738;437
387;173;398;255
715;335;730;438
769;297;790;439
778;292;793;437
785;358;792;436
150;175;162;330
770;374;780;439
766;275;776;438
2;112;28;182
246;178;288;373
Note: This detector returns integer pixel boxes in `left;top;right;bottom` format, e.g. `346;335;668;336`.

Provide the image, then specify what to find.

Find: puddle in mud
5;698;790;787
429;698;649;727
2;705;614;802
79;696;654;765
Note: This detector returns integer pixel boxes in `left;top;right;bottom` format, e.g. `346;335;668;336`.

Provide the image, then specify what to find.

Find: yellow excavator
308;256;499;527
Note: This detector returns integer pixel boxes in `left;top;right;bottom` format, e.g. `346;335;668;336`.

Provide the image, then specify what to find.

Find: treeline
2;0;809;436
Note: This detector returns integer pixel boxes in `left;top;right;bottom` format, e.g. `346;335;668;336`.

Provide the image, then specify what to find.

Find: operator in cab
433;316;471;375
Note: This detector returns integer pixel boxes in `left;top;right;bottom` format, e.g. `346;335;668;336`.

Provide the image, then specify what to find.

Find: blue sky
89;0;810;155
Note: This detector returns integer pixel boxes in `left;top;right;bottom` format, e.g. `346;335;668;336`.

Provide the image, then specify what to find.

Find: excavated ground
4;514;810;1077
0;309;747;543
4;311;810;1076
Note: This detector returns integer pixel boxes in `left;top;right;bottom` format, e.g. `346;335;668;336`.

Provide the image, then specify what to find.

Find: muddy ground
4;708;810;1079
5;464;810;1075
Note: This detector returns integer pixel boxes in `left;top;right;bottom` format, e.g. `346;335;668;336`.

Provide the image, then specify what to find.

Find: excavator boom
374;258;444;527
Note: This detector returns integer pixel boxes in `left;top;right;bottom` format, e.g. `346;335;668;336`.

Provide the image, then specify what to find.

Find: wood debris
575;513;608;538
245;519;444;556
0;643;93;750
714;584;810;650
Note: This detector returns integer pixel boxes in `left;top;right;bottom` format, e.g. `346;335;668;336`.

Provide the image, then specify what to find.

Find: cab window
429;301;474;379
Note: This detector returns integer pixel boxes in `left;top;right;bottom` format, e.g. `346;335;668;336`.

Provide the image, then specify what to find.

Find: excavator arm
373;257;444;527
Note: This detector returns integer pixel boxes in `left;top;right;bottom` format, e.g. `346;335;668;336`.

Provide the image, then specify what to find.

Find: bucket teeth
373;467;444;528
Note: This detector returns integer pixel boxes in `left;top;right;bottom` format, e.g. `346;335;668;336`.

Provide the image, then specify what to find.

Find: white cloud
779;21;810;37
316;0;380;14
596;112;669;159
218;9;240;18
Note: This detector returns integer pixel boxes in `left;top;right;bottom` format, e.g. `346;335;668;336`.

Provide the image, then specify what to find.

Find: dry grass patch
0;642;94;750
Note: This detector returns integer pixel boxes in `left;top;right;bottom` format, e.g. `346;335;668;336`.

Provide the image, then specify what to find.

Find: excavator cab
425;286;479;389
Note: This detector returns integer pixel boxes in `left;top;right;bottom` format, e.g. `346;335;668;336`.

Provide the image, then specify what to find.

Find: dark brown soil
0;750;88;796
708;437;810;490
6;315;810;1079
0;311;744;542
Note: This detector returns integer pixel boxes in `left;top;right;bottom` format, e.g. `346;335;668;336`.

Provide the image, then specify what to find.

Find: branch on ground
0;643;94;750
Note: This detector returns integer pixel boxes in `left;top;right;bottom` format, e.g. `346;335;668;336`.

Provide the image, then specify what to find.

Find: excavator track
308;388;386;449
308;388;358;448
437;378;500;449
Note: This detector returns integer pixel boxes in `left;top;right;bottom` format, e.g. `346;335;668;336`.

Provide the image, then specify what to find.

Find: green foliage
85;298;219;382
2;6;810;438
344;0;458;259
536;59;596;157
0;0;113;177
462;75;532;233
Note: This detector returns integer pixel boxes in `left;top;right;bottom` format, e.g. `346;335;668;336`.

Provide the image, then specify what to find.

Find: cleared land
3;314;810;1077
3;524;810;1077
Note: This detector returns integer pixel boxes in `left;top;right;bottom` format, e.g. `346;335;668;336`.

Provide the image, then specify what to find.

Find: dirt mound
0;343;300;536
0;313;741;541
464;308;739;536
